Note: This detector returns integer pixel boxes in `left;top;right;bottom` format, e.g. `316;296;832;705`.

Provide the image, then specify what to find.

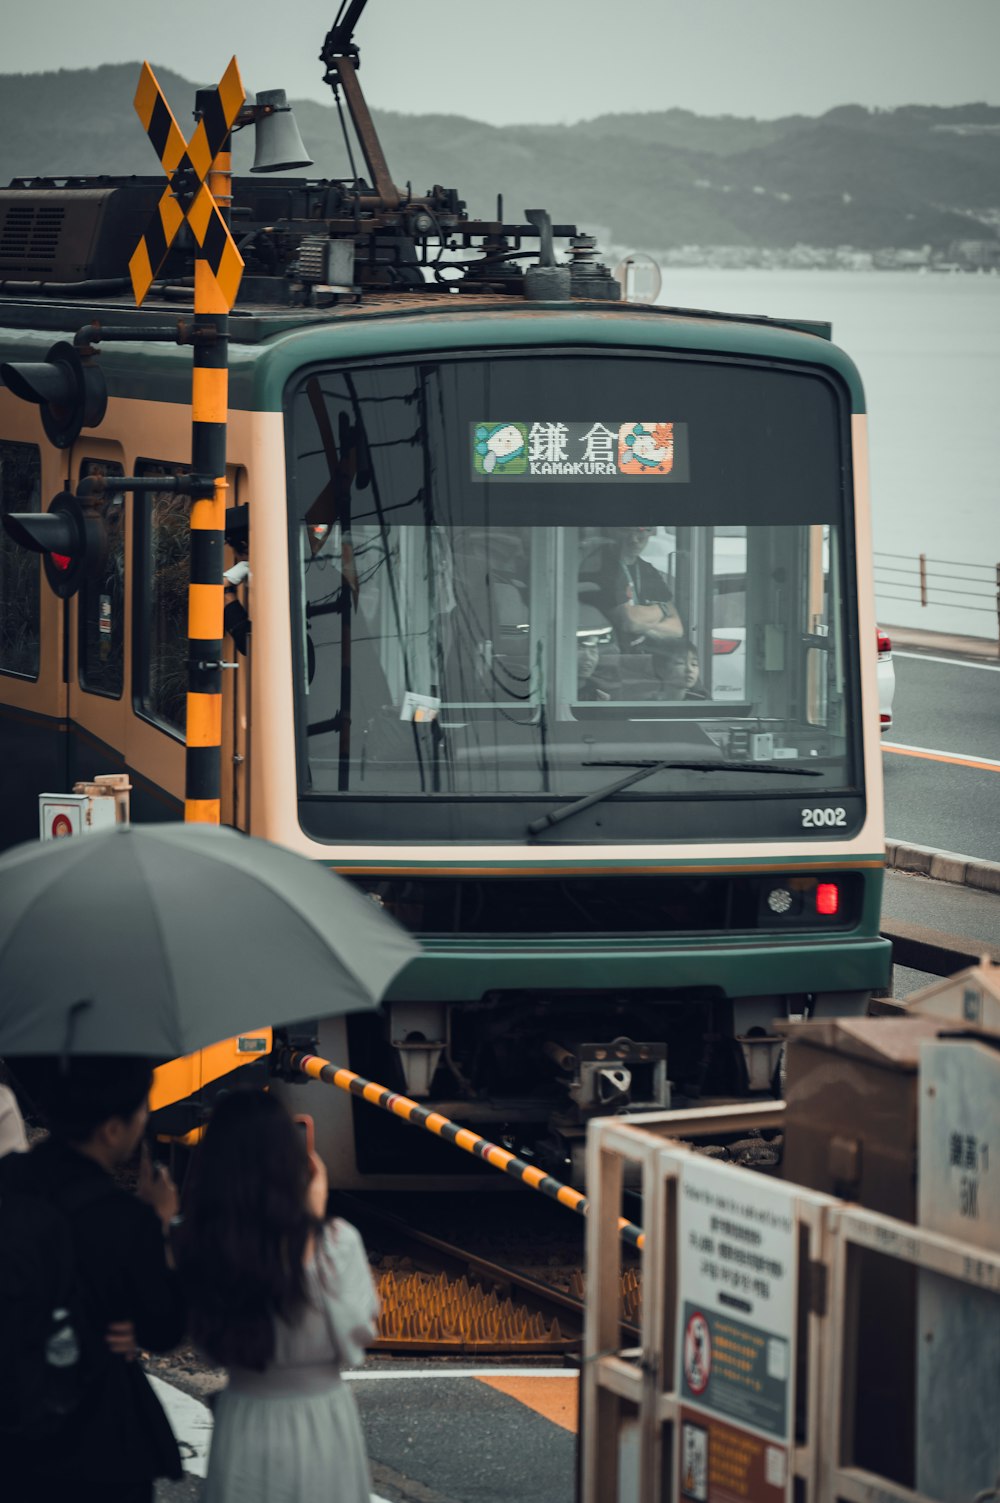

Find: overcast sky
6;0;1000;124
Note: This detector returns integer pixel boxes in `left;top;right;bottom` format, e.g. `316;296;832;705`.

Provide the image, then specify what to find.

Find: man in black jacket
3;1056;185;1503
584;526;684;651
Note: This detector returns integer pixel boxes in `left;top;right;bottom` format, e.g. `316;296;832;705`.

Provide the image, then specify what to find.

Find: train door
222;466;250;832
0;425;69;848
66;440;130;793
124;449;248;830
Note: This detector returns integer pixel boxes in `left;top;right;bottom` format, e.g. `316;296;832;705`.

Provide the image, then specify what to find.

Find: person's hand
106;1321;138;1361
223;560;250;588
306;1149;329;1221
137;1142;180;1231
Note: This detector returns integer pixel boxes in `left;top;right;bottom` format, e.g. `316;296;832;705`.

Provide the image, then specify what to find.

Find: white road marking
882;741;1000;772
346;1367;575;1380
147;1370;455;1499
147;1374;212;1478
892;650;1000;672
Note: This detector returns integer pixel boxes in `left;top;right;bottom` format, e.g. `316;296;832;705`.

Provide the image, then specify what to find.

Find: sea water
655;268;1000;639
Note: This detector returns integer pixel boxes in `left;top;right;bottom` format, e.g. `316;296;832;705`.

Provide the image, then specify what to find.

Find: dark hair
652;633;698;663
9;1055;152;1142
177;1090;320;1371
224;504;249;549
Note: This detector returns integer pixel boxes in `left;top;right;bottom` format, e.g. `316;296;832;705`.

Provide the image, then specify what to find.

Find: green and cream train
0;167;890;1185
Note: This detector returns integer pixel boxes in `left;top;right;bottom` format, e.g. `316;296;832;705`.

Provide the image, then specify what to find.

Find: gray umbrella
0;823;420;1058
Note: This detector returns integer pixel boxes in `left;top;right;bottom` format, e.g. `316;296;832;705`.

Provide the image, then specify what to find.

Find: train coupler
544;1036;670;1116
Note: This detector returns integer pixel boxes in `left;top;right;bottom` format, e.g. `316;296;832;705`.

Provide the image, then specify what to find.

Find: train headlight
816;882;840;916
766;887;793;915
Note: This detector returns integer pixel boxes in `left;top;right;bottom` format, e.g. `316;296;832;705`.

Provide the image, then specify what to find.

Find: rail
874;550;1000;646
334;1195;590;1353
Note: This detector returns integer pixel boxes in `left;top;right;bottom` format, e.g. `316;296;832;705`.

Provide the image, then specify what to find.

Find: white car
877;627;895;733
711;628;746;699
712;626;895;732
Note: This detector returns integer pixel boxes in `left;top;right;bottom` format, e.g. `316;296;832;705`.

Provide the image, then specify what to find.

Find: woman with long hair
177;1090;377;1503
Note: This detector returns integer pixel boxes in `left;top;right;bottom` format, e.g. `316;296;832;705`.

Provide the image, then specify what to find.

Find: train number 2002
801;806;848;828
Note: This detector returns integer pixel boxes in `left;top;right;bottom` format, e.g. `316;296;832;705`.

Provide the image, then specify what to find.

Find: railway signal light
2;490;107;600
0;341;107;449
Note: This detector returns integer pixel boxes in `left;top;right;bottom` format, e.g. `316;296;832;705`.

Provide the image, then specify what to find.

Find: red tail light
712;637;741;655
816;882;840;916
876;629;892;658
51;554;72;571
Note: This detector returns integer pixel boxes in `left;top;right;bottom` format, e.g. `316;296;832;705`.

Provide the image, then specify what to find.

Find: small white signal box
39;774;131;841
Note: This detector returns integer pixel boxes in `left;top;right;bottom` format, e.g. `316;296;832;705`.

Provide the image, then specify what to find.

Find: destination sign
471;421;690;481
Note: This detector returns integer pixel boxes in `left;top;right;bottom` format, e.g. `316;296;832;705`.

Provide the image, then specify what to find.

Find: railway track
337;1194;642;1356
335;1120;785;1356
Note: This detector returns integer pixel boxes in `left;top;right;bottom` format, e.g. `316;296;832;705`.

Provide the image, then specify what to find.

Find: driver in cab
585;525;683;651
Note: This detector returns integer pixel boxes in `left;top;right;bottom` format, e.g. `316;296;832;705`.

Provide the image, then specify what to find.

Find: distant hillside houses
640;241;1000;272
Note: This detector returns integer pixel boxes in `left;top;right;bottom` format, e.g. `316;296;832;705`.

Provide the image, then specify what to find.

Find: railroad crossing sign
129;57;246;309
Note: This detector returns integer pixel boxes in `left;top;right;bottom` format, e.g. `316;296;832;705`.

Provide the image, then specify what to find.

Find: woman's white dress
203;1218;378;1503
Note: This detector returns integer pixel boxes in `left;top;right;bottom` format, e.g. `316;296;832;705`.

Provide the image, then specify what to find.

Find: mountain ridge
2;63;998;255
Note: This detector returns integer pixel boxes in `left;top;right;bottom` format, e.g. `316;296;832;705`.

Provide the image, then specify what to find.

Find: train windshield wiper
526;757;820;837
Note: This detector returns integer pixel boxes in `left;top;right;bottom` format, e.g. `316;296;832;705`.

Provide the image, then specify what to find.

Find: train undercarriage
330;983;869;1186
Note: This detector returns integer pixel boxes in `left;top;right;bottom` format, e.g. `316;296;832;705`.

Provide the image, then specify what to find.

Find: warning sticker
681;1418;709;1501
676;1157;796;1443
684;1311;712;1396
679;1406;789;1503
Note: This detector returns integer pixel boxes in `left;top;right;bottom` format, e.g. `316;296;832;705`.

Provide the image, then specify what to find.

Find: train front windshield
287;352;863;842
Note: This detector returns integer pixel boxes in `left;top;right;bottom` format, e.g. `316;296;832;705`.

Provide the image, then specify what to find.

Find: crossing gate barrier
580;1101;1000;1503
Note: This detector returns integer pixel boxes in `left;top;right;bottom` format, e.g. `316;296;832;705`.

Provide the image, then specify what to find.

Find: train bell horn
250;90;313;174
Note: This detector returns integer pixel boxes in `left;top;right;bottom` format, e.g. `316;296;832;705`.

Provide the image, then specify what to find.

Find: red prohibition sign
684;1311;712;1395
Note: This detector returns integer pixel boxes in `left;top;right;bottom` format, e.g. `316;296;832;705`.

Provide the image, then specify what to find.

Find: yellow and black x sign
129;57;246;310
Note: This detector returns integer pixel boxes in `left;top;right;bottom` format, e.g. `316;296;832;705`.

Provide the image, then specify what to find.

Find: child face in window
659;647;700;694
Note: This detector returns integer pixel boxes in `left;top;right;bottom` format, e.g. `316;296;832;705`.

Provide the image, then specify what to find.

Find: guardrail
874;551;1000;644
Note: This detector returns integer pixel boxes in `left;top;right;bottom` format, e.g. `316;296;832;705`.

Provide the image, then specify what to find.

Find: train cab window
0;439;41;680
288;354;861;835
133;458;190;736
79;458;125;698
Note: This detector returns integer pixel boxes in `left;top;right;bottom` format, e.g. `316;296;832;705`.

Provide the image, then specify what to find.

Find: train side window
0;439;41;680
133;457;190;737
78;458;125;698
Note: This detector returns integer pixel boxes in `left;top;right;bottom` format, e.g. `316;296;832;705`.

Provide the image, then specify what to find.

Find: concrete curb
886;838;1000;895
882;625;999;661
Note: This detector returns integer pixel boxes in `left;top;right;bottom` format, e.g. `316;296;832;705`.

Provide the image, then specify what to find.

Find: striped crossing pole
287;1050;646;1251
186;95;234;823
129;60;246;823
185;250;228;823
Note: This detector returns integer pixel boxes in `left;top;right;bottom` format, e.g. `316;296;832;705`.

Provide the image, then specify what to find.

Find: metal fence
581;1104;1000;1503
874;551;1000;643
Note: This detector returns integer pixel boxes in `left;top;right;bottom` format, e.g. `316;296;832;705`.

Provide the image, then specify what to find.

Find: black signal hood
0;341;107;449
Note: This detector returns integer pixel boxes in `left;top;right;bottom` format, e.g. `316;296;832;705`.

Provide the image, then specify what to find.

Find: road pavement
153;1367;577;1503
881;867;1000;995
883;649;1000;863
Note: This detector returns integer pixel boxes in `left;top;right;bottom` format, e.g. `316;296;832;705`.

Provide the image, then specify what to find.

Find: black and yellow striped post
286;1050;646;1251
130;59;246;822
184;257;228;823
